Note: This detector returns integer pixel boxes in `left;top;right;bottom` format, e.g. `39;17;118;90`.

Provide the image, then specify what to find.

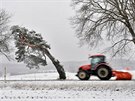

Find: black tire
77;70;90;80
96;66;112;80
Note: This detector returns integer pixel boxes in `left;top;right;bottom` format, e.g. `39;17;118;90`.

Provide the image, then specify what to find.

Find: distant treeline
0;59;135;76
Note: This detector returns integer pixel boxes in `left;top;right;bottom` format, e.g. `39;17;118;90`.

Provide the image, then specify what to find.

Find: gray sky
1;0;102;62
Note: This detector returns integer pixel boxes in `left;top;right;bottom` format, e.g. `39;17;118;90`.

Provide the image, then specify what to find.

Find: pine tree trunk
43;48;66;79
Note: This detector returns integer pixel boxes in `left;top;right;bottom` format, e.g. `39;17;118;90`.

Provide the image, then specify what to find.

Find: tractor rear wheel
96;66;112;80
77;70;90;80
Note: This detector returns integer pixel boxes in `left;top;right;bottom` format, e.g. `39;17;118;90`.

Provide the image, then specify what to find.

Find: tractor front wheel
77;70;90;80
96;66;112;80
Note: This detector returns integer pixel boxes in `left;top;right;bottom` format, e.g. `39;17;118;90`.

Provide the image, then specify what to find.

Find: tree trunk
127;25;135;45
43;48;66;80
125;19;135;45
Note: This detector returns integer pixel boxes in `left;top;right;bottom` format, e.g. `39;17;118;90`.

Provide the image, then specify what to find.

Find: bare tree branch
0;9;11;60
71;0;135;57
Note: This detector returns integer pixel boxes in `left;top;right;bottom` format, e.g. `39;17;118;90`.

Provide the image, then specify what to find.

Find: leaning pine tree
11;25;66;79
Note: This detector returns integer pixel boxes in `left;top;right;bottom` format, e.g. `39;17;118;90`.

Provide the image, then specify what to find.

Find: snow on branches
11;25;50;69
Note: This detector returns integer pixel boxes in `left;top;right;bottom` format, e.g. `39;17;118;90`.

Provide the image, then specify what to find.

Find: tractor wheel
77;70;90;80
96;66;112;80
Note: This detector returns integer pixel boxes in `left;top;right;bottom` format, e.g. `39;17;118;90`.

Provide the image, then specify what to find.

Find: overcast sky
1;0;104;62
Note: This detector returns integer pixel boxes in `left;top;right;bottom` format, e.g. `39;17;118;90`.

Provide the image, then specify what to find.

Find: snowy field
0;70;135;101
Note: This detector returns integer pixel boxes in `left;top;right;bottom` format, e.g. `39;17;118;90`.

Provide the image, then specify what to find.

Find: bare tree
71;0;135;57
0;9;11;60
11;25;66;79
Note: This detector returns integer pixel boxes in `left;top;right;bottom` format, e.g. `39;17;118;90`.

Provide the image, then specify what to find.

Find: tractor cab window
90;56;105;69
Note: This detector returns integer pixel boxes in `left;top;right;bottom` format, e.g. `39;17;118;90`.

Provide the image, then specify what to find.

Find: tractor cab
89;55;106;70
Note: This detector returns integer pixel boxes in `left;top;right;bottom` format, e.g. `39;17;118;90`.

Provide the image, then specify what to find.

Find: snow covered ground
0;70;135;101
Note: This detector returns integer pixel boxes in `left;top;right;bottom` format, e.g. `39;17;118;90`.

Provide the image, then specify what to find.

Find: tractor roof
89;54;105;58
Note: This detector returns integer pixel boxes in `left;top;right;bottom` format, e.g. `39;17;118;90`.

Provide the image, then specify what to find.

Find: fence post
4;67;7;83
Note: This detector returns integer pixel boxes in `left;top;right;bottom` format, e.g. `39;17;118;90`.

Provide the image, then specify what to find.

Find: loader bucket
112;70;132;80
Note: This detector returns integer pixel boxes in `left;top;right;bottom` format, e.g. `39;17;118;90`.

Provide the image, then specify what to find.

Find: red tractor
76;54;113;80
